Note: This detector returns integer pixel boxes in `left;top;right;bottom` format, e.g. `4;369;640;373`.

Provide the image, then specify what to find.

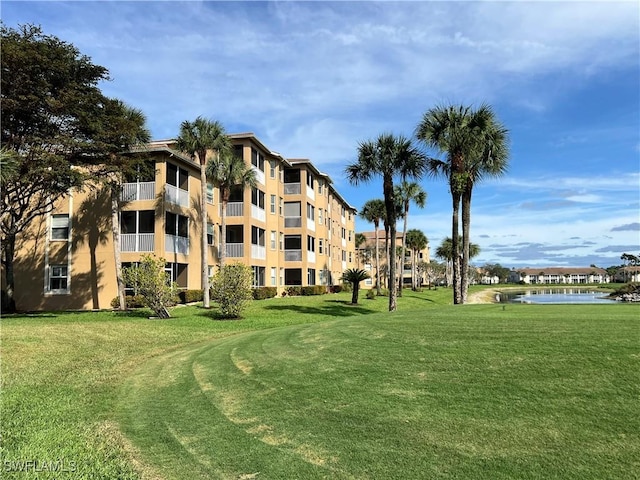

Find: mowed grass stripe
117;305;639;479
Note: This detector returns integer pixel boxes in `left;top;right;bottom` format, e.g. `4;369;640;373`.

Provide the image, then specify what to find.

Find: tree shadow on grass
263;299;377;318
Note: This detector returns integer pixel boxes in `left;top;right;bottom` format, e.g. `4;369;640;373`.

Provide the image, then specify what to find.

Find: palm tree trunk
374;225;381;296
220;195;227;268
384;174;397;312
398;205;408;297
111;188;126;311
451;191;462;304
461;188;472;304
200;164;210;308
384;224;390;289
388;221;398;311
3;233;17;313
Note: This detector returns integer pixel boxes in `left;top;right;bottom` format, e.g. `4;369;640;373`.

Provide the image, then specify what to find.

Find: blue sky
4;1;639;268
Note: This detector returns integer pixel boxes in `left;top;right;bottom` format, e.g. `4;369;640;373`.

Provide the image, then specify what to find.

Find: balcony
306;184;315;200
121;182;155;202
284;183;301;195
165;234;189;255
307;251;316;264
284;250;302;262
341;238;346;248
284;216;302;228
252;167;265;185
121;233;154;252
307;218;315;232
251;204;266;222
226;202;244;217
251;244;266;260
226;243;244;258
165;184;189;208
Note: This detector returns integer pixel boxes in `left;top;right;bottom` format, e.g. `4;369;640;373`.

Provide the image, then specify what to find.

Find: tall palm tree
354;232;367;268
406;228;427;290
359;199;385;296
416;103;509;303
176;117;230;309
435;236;480;288
394;181;427;296
206;146;257;268
346;134;427;312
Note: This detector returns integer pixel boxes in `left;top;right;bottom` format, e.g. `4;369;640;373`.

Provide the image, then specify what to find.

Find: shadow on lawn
264;299;376;318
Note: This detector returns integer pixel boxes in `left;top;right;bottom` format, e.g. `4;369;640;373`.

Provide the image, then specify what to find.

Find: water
498;288;617;304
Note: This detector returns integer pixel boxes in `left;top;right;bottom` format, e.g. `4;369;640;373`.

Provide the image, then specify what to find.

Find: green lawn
1;289;638;479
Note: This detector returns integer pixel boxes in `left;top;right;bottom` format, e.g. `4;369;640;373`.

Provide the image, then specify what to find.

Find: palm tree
341;268;370;305
395;181;426;296
405;229;428;290
417;103;509;303
354;232;367;268
176;117;230;309
435;236;479;288
346;135;426;311
359;199;385;296
206;146;257;268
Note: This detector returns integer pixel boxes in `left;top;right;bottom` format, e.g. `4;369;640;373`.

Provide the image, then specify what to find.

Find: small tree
341;268;370;305
122;254;177;318
210;262;253;318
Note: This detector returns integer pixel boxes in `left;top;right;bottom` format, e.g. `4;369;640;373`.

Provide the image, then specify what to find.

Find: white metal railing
253;167;265;185
285;250;302;262
251;204;266;222
120;233;154;252
226;243;244;258
165;184;189;208
306;185;315;200
284;216;302;228
307;218;315;232
165;234;189;255
226;202;243;217
251;244;266;260
120;182;155;202
284;183;301;195
341;215;346;225
341;238;346;248
342;261;347;270
307;251;316;263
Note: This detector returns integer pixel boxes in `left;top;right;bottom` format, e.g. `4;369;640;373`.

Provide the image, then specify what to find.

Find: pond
497;288;617;304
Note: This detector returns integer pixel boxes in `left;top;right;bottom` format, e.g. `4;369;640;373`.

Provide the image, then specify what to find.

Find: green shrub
286;286;302;296
178;289;204;304
300;286;326;296
253;287;277;300
111;295;146;309
341;282;353;293
122;255;178;318
365;289;376;300
211;263;253;318
330;285;343;293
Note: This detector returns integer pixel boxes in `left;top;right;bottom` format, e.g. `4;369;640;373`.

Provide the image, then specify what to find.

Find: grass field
1;288;638;479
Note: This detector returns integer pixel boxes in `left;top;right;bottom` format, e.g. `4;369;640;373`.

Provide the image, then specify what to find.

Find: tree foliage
210;263;254;318
341;268;370;305
122;255;178;318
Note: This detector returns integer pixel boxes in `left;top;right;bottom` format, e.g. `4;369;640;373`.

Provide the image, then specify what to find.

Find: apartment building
508;267;610;284
7;133;357;311
356;231;430;289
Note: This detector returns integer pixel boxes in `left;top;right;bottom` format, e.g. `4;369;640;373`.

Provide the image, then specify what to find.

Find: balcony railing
307;251;316;263
284;250;302;262
165;234;189;255
226;202;243;217
284;183;301;195
121;182;155;202
251;244;266;260
284;216;302;228
121;233;154;252
226;243;244;258
252;167;265;185
341;238;346;248
251;204;266;222
165;184;189;208
307;218;315;232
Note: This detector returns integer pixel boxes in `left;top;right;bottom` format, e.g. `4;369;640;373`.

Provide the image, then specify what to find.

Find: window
318;181;323;194
121;210;154;234
269;160;276;179
285;268;302;285
251;187;265;209
251;226;265;246
307;268;316;285
252;266;265;287
307;235;315;252
279;197;283;216
226;225;243;243
270;267;277;286
270;194;276;214
49;265;68;292
319;238;324;255
51;214;69;240
279;232;284;250
348;230;352;242
306;172;314;188
229;185;243;202
270;231;277;250
341;228;346;239
318;209;323;225
284;169;300;183
166;163;189;190
165;212;188;237
251;148;265;172
207;223;215;246
342;251;347;261
349;251;353;263
165;262;188;288
306;203;315;221
206;183;214;204
284;235;301;250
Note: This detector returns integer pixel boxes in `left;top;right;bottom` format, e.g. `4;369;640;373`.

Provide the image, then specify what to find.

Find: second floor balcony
120;233;154;252
226;202;244;217
165;234;189;255
284;249;302;262
165;184;189;208
226;243;244;258
121;182;155;202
